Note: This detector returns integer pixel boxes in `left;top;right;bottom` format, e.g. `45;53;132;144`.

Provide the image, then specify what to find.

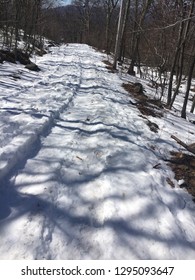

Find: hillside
0;44;195;259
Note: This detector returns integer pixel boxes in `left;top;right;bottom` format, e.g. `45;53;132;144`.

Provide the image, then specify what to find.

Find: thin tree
113;0;129;69
102;0;119;53
168;0;195;109
127;0;153;75
181;43;195;119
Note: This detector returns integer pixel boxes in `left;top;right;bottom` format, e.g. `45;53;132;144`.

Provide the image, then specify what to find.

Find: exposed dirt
0;49;40;71
122;81;195;201
0;49;30;64
123;82;164;118
102;60;118;73
168;152;195;200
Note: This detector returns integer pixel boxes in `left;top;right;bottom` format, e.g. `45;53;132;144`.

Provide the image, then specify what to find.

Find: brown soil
102;60;118;73
168;152;195;200
122;82;195;201
123;82;163;118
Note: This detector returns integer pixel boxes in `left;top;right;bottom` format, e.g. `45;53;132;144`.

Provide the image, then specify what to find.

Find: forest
1;0;195;261
0;0;195;118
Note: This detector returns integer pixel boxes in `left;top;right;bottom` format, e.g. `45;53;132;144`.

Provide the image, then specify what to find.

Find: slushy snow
0;44;195;259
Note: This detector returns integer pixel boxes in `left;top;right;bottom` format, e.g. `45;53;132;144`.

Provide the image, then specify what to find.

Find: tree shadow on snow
1;55;195;259
0;126;195;259
0;174;194;260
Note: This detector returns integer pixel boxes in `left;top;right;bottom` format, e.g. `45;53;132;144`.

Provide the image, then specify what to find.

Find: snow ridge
0;46;79;181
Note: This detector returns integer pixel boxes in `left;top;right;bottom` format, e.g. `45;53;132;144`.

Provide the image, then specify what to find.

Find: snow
0;44;195;260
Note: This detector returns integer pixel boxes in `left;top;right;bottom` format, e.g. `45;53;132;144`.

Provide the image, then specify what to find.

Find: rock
35;49;47;56
127;69;136;76
15;50;31;65
134;83;144;94
0;53;3;63
25;63;40;72
0;50;16;63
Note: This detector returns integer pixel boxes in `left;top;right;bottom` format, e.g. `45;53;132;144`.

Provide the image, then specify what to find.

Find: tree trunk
167;0;195;107
113;0;128;69
169;46;185;109
181;54;195;119
167;24;184;106
127;0;153;76
190;95;195;113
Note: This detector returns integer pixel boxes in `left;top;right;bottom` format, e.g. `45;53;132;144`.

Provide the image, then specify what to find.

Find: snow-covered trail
0;44;195;259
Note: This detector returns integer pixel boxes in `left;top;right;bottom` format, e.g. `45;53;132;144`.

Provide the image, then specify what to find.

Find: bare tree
127;0;153;75
73;0;99;44
101;0;119;53
113;0;129;69
167;0;195;108
181;41;195;118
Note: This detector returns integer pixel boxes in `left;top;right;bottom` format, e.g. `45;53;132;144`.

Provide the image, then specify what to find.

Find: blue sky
60;0;71;5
